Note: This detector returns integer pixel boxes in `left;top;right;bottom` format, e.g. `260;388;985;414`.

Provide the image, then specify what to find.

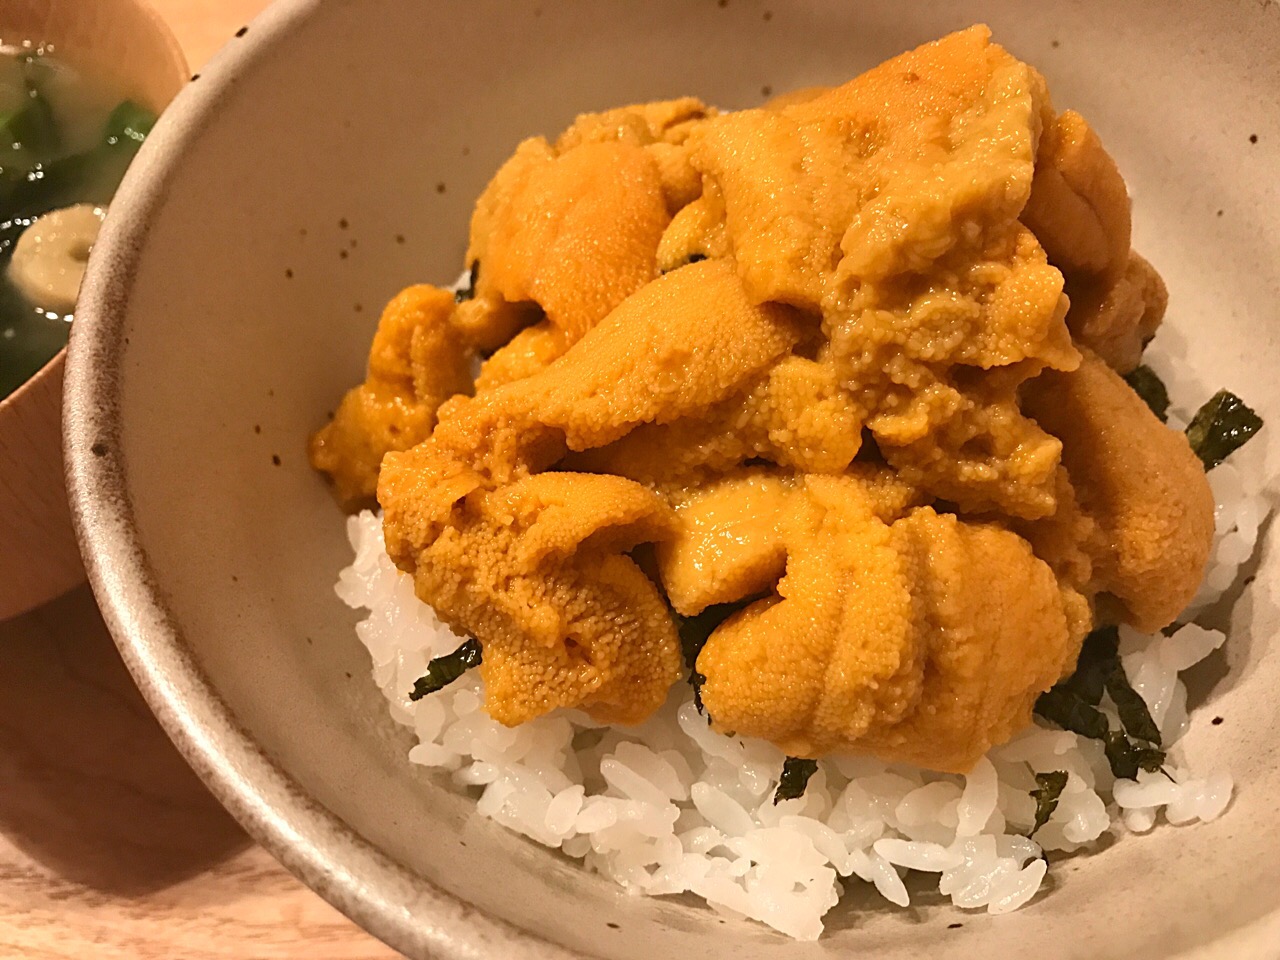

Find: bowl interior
70;1;1280;958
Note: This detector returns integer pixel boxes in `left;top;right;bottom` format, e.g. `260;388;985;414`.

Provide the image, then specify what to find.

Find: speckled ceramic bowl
66;1;1280;957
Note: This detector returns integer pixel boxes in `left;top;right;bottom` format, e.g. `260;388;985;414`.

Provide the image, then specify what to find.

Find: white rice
335;351;1266;940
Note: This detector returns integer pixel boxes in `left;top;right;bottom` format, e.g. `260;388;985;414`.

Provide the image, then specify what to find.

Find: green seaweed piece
101;99;156;146
455;261;479;302
1103;732;1165;781
774;757;819;804
1123;365;1170;422
1034;687;1110;741
676;597;758;717
1186;390;1263;470
409;638;483;700
1105;667;1162;746
1;88;58;157
0;99;156;228
1030;771;1068;835
1036;628;1167;779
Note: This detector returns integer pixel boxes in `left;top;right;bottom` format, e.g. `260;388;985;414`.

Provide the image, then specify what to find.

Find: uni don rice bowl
307;27;1265;940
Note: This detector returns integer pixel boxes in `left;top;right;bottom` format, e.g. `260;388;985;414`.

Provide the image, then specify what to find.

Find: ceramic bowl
0;0;186;622
66;1;1280;957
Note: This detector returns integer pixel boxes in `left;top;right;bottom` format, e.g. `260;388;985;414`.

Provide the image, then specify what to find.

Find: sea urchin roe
309;285;473;506
1023;350;1215;633
378;261;800;724
388;471;682;725
696;488;1081;772
312;25;1217;772
465;138;670;342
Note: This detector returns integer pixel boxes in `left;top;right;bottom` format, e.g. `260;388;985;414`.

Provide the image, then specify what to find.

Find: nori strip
409;638;483;700
1034;686;1110;741
1070;625;1120;706
1186;390;1263;470
1035;627;1166;779
774;757;819;804
1123;365;1170;422
1105;667;1162;745
676;597;759;716
1103;732;1165;781
1030;771;1068;834
455;261;479;302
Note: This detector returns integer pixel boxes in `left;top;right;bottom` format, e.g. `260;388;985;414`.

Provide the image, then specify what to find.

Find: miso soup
0;42;156;400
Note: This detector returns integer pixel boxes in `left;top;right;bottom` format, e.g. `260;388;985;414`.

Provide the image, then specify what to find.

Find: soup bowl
0;0;185;621
66;0;1280;957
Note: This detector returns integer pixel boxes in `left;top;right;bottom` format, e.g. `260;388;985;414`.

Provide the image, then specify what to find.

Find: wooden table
0;2;399;956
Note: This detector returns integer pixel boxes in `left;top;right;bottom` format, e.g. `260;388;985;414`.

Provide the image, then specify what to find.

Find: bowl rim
62;1;1280;958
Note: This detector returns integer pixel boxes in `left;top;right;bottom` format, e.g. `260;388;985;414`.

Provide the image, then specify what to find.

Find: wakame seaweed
1186;389;1263;470
2;88;58;158
102;99;156;146
774;757;819;804
676;597;759;716
2;99;157;228
1030;771;1068;834
1034;627;1166;779
1123;365;1170;422
409;638;483;700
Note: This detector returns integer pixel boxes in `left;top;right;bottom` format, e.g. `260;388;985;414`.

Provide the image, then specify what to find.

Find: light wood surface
1;1;400;956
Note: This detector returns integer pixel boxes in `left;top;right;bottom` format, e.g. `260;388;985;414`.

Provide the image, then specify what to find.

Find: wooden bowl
0;0;187;622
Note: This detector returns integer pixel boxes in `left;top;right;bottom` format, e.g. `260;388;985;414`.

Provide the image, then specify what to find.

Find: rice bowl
334;339;1264;940
310;21;1270;947
64;2;1280;958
